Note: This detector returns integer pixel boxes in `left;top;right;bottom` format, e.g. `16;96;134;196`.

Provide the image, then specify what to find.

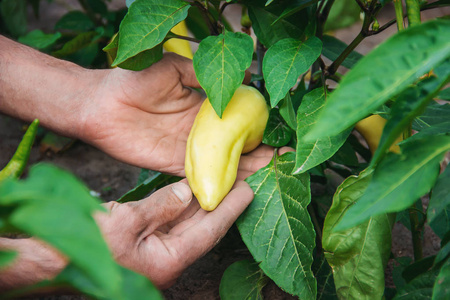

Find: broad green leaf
0;250;16;267
117;171;180;203
219;260;268;300
262;108;293;147
248;3;309;48
329;139;359;167
114;0;190;66
313;255;338;300
193;31;253;118
304;19;450;141
435;238;450;267
54;11;95;32
433;259;450;300
428;166;450;239
323;169;394;300
272;0;319;24
336;135;450;230
263;37;322;107
294;89;352;174
393;257;413;290
402;256;436;283
404;122;450;144
18;30;61;50
394;268;439;299
321;35;363;69
413;102;450;131
439;87;450;100
0;0;27;37
0;119;39;182
279;93;297;130
371;73;450;166
237;152;316;299
0;164;121;297
324;0;361;32
103;33;163;71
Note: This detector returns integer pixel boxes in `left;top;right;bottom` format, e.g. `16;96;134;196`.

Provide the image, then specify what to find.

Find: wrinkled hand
95;180;253;289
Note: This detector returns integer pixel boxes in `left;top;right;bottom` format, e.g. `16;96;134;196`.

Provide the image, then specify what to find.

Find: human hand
95;180;253;288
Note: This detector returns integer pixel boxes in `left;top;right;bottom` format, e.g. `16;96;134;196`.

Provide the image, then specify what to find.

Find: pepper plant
1;0;450;299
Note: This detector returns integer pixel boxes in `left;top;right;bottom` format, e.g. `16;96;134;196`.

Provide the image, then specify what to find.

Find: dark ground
1;1;448;299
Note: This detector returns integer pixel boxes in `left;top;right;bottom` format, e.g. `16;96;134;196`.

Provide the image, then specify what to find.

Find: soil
1;1;448;299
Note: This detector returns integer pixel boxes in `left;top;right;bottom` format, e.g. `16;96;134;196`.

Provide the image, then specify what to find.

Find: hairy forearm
0;238;67;292
0;35;108;139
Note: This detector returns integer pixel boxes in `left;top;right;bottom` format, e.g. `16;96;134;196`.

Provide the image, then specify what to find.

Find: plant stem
170;34;201;44
327;32;364;75
192;1;219;35
409;203;423;261
406;0;421;27
393;0;405;31
256;40;265;92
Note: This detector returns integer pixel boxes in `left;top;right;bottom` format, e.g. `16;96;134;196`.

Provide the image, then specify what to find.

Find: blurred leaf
263;37;322;107
55;11;95;32
371;73;450;167
304;19;450;141
104;33;163;71
0;250;17;267
394;268;439;299
193;31;253;118
432;259;450;300
438;87;450;100
52;31;99;58
428;166;450;239
395;199;424;231
404;122;450;144
114;0;190;66
279;93;297;130
0;0;27;37
87;0;108;17
413;102;450;131
18;30;61;50
434;238;450;266
323;169;394;300
248;2;310;47
262;108;293;147
321;35;363;69
294;88;352;174
393;257;413;290
117;171;180;203
0;119;39;182
272;0;319;24
39;132;75;154
329;139;359;167
237;152;317;299
324;0;361;32
336;135;450;231
313;255;338;300
402;256;436;283
219;260;268;300
0;164;121;298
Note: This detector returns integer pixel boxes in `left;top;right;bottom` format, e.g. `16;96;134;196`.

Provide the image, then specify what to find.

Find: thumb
166;53;201;89
138;181;193;230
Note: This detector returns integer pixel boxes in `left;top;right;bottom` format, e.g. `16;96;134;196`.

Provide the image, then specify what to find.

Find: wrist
0;238;67;291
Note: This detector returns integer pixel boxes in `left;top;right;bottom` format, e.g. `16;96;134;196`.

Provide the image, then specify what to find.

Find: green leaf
52;31;99;58
263;37;322;107
262;108;293;147
237;152;316;299
18;30;61;50
313;255;338;300
279;93;297;130
324;0;361;32
413;102;450;131
393;257;413;290
271;0;319;25
117;171;180;203
294;88;352;174
435;238;450;266
0;250;17;267
321;35;363;69
219;260;268;300
248;3;309;48
329;139;359;167
428;166;450;239
0;164;121;297
336;135;450;230
438;87;450;100
405;122;450;144
113;0;190;66
371;73;450;166
104;33;163;71
433;259;450;300
0;0;27;37
193;31;253;118
304;19;450;141
54;11;95;32
394;268;439;299
0;119;39;182
323;169;394;300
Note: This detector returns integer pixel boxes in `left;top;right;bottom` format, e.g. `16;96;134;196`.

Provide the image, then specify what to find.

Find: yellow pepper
185;85;269;211
163;21;193;59
354;114;402;154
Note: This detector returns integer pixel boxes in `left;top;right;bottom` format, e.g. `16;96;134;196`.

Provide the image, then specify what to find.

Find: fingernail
172;182;192;203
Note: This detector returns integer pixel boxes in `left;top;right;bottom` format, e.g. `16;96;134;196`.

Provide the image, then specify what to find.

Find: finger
165;53;201;89
172;181;253;265
132;181;193;237
278;146;295;155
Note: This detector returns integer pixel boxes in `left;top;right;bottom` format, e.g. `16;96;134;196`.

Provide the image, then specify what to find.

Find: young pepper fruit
185;85;269;211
